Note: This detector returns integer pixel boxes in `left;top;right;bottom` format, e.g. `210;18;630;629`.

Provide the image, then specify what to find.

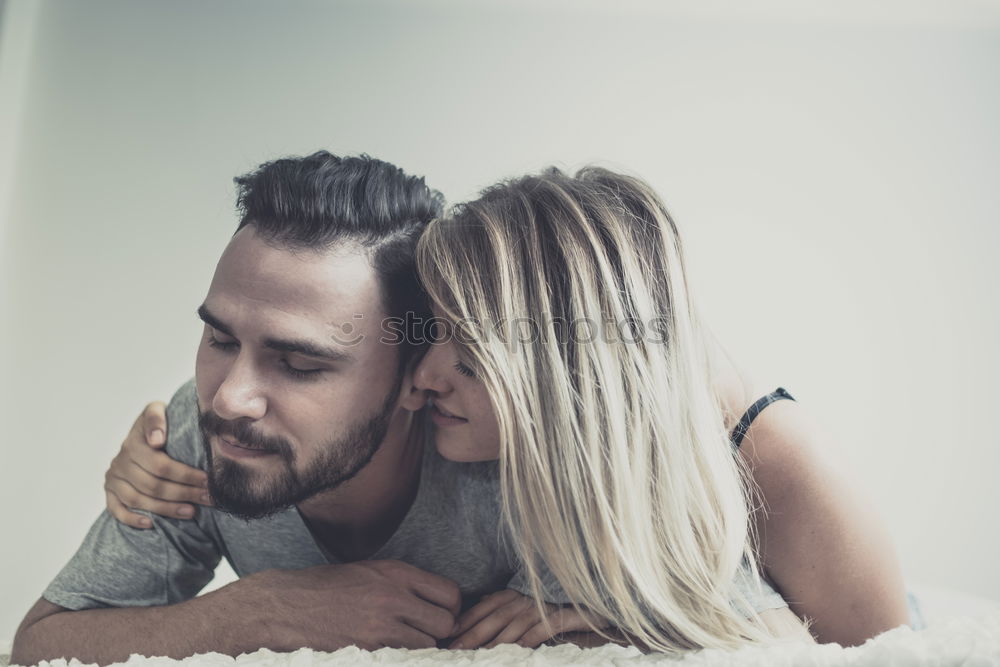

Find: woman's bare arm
737;399;909;645
710;337;908;645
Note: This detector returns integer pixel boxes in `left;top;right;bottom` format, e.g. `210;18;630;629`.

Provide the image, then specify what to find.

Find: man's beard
197;384;400;521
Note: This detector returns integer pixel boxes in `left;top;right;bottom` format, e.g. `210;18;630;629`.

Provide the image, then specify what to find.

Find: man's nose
212;355;267;421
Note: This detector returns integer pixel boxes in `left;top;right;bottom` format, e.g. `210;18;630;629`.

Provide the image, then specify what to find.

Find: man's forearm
12;580;268;666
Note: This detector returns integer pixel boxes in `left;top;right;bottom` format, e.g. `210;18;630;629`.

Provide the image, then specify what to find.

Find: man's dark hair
233;151;445;365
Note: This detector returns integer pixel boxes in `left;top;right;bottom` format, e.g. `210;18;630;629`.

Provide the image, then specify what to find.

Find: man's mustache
198;411;293;458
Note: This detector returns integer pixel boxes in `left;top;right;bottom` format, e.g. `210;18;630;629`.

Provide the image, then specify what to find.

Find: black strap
730;387;795;449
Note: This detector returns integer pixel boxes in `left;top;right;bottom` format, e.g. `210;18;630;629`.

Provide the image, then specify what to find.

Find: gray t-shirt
42;379;786;616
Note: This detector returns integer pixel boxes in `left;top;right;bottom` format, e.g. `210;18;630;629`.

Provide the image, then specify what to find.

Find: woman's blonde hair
416;167;773;651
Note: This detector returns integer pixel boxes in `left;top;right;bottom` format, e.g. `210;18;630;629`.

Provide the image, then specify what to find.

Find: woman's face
409;323;502;462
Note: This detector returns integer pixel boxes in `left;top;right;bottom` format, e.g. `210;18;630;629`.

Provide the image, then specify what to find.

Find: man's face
195;226;403;520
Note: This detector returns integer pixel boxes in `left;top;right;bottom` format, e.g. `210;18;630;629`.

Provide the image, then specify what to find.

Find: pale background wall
1;0;998;641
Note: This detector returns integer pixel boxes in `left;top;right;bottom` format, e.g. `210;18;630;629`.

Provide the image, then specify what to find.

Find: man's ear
397;354;428;412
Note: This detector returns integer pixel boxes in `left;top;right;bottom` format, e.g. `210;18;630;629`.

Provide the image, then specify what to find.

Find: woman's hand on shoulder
104;401;212;528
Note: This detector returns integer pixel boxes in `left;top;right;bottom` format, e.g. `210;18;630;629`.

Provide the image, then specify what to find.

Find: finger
130;445;209;489
449;613;507;650
107;445;134;481
122;460;211;505
516;621;550;648
519;606;605;647
105;474;199;519
520;621;562;648
486;611;541;648
396;596;458;640
142;401;168;448
105;489;153;529
381;561;462;617
454;589;521;636
451;597;532;650
385;623;437;650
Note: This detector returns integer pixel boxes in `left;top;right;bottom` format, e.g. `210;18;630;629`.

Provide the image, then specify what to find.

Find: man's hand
12;561;462;665
245;560;462;651
448;589;608;649
104;401;212;528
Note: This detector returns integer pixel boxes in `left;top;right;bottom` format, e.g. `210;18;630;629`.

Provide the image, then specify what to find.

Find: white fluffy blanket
4;611;999;667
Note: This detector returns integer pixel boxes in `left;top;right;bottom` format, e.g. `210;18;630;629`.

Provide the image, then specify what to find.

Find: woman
104;167;910;650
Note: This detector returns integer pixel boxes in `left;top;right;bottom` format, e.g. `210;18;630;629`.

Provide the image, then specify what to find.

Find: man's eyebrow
199;304;354;362
263;337;354;363
197;304;234;337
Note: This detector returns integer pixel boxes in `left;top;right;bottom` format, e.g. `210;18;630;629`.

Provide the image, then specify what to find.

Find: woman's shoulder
707;337;838;481
708;338;774;434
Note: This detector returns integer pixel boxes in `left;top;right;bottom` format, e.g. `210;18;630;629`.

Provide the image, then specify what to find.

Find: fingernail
201;494;212;504
139;518;152;528
201;477;210;488
449;641;463;650
150;429;165;445
177;506;194;518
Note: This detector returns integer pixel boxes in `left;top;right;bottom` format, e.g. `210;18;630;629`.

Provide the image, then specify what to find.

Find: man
11;151;534;665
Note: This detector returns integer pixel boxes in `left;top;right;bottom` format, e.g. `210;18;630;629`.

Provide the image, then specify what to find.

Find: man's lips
217;435;276;458
220;435;261;450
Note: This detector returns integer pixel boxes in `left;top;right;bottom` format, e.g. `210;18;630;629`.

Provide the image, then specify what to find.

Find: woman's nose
412;343;453;395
